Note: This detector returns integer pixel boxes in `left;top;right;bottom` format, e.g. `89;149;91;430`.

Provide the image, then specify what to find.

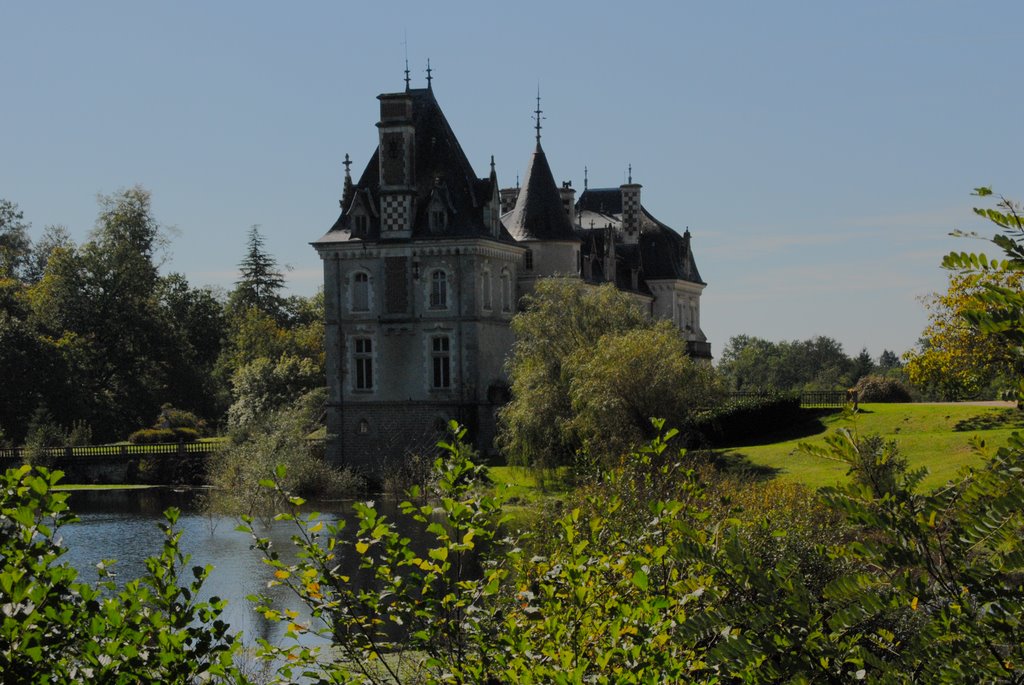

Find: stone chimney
377;92;416;238
560;181;576;221
620;180;641;245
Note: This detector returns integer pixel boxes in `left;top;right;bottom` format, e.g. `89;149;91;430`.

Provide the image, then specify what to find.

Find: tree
27;186;176;439
850;347;875;384
566;322;722;466
231;224;286;317
903;269;1022;399
498;279;716;471
941;188;1024;401
227;353;322;428
878;348;902;371
0;199;31;280
23;224;71;285
717;334;855;392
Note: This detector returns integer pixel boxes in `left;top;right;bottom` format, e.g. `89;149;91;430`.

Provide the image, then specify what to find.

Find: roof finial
628;164;632;184
403;31;410;90
425;58;433;89
532;86;545;144
584;166;588;190
343;153;352;178
490;155;496;174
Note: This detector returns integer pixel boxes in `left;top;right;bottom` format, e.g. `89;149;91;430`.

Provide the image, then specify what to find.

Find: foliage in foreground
0;465;242;684
5;413;1024;683
245;420;1024;683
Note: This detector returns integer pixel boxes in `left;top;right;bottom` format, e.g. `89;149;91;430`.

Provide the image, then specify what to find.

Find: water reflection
60;488;359;647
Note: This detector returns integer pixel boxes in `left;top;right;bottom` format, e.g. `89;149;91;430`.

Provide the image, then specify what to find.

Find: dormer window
430;209;447;231
352;214;368;236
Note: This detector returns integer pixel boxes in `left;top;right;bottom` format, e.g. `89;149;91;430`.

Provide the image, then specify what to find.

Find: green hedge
127;427;200;444
687;393;802;447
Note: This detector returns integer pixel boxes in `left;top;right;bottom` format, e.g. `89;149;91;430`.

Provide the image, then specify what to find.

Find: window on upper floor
431;335;451;389
500;269;512;313
352;214;369;236
352;272;370;312
482;270;492;310
353;337;374;391
430;270;448;309
525;249;534;271
430;209;447;232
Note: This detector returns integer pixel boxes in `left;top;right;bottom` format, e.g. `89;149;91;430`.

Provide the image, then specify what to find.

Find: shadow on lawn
704;450;782;482
711;409;837;449
954;408;1024;432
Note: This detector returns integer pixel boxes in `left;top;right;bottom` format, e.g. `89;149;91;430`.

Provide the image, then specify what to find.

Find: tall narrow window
500;270;512;312
524;249;534;271
482;270;492;310
354;337;373;391
430;270;448;309
352;214;368;236
352;272;369;312
431;336;451;389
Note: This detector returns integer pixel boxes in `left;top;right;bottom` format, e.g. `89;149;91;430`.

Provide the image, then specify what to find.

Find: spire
532;86;544;144
425;58;433;89
584;166;588;190
490;155;496;175
341;153;354;210
403;31;410;91
628;164;632;184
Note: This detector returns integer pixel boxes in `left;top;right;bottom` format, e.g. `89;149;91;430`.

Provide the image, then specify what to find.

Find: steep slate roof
575;188;705;288
501;143;580;242
317;87;514;244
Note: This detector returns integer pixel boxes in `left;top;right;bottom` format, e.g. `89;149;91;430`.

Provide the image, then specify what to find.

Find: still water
59;488;359;647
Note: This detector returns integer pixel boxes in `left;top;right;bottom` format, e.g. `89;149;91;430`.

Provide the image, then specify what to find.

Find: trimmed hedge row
687;393;803;448
128;427;200;444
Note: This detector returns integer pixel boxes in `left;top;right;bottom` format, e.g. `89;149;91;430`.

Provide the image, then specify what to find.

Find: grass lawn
716;402;1024;490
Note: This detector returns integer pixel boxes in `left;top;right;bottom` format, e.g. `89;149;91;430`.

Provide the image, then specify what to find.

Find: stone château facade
313;80;709;472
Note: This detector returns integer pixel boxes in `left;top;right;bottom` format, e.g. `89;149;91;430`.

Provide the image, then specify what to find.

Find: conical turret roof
502;143;579;242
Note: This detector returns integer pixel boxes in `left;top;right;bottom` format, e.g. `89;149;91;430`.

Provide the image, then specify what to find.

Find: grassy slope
718;402;1024;490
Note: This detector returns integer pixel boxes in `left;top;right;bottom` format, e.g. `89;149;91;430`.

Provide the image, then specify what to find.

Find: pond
59;487;364;647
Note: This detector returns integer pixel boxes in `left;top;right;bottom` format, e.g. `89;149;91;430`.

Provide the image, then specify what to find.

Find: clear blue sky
4;1;1023;359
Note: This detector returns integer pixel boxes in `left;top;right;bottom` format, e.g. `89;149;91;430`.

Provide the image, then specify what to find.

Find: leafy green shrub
205;388;359;516
688;392;802;447
853;373;913;402
0;465;242;681
128;427;199;444
155;404;207;433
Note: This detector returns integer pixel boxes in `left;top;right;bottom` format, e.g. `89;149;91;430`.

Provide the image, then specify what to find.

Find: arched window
430;270;448;309
352;271;370;312
358;418;370;434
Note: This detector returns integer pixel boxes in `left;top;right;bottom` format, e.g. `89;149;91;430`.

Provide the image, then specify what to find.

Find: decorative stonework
381;194;411;233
